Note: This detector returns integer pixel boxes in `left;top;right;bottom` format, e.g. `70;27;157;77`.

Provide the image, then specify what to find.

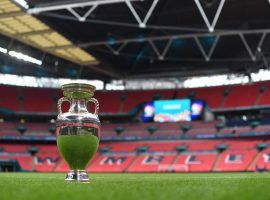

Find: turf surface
0;173;270;200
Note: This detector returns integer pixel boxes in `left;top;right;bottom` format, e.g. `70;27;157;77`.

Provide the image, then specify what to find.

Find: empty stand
109;142;145;152
0;86;19;111
1;81;269;114
26;123;52;136
88;155;136;172
24;88;55;113
173;153;218;172
214;149;257;171
0;154;33;171
34;152;60;172
0;122;20;136
191;86;226;108
54;159;69;172
248;148;270;171
1;139;270;172
224;141;260;150
127;154;176;172
1;144;29;152
258;82;270;106
223;84;260;108
185;141;220;151
95;91;122;113
123;90;174;112
147;141;184;152
0;120;269;139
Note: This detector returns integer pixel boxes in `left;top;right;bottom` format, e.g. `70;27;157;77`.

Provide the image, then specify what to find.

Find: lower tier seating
214;150;258;172
1;139;270;173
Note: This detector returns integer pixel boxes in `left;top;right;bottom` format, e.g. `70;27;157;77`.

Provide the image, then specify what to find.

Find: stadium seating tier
1;140;269;173
1;81;270;114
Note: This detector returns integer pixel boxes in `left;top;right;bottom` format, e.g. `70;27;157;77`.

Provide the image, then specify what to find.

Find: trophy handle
58;97;71;114
87;98;99;115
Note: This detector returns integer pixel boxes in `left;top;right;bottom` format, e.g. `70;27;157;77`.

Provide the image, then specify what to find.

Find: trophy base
65;170;90;183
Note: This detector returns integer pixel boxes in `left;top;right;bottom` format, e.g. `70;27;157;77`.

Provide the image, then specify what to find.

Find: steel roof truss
125;0;159;28
194;0;226;32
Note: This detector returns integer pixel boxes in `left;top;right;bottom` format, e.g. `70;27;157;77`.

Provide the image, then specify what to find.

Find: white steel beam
257;32;267;52
194;36;220;61
125;0;159;28
194;36;208;61
207;36;220;61
194;0;226;32
67;5;98;22
239;33;256;61
148;39;173;60
149;40;162;59
28;0;140;14
79;29;270;48
239;33;268;61
160;38;173;59
106;42;128;55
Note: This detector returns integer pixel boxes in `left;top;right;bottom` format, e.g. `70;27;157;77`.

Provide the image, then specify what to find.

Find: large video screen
154;99;191;122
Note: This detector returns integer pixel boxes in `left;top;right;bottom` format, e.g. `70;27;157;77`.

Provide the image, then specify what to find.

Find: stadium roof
1;0;270;80
0;1;97;64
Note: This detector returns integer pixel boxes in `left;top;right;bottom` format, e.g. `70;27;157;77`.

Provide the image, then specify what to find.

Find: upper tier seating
122;90;174;112
189;86;226;108
23;88;56;113
223;83;260;108
95;91;122;113
1;81;269;114
258;82;270;106
0;86;20;112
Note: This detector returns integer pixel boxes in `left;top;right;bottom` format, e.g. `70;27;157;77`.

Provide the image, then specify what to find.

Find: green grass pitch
1;173;270;200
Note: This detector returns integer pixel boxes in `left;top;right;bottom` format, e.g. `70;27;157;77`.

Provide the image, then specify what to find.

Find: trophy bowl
56;83;100;183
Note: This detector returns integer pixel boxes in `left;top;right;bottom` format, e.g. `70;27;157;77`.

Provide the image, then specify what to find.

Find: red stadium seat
24;88;55;113
127;154;176;172
34;152;61;172
0;86;19;111
53;153;100;172
0;154;33;171
185;140;221;151
193;86;226;108
258;82;270;106
214;149;257;171
94;91;122;113
88;155;136;172
109;142;145;152
173;153;218;172
148;141;184;152
223;84;260;108
1;144;29;152
248;148;270;171
224;140;260;150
